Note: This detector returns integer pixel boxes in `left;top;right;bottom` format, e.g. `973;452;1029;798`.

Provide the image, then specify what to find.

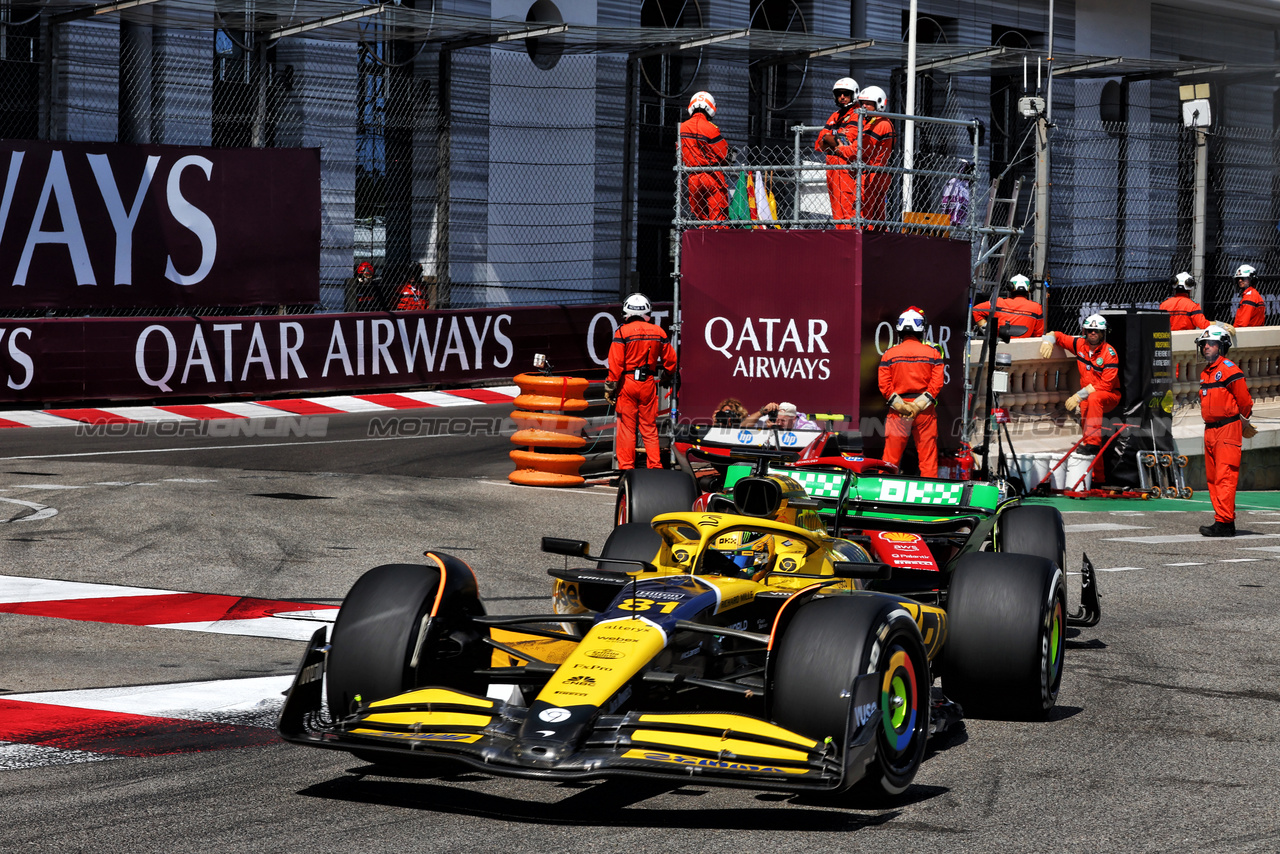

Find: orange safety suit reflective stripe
858;114;895;227
815;108;860;229
680;113;730;224
608;319;678;471
1052;332;1121;446
972;296;1044;338
1201;356;1252;524
1159;295;1209;331
878;337;945;477
1234;286;1265;328
395;283;427;311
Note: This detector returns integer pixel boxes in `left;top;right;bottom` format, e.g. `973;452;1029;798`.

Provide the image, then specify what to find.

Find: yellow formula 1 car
279;474;1069;800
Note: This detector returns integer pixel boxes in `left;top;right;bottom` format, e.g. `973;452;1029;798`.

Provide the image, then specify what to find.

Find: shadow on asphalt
1046;704;1084;722
298;770;925;829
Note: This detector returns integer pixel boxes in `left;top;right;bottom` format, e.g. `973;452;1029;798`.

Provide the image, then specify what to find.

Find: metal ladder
961;177;1025;449
973;176;1023;291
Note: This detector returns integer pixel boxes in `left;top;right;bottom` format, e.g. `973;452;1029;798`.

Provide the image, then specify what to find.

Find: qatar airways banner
679;229;968;453
0;140;320;309
680;230;861;425
0;303;669;403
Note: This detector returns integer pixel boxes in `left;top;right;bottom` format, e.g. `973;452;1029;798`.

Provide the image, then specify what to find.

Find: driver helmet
1195;324;1232;357
711;530;773;577
832;77;859;103
896;306;927;334
1009;274;1032;294
687;91;716;119
1082;313;1107;332
622;293;652;319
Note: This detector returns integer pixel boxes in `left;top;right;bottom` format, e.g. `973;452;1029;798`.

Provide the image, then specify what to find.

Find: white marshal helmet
1235;263;1257;280
1009;274;1032;293
1082;314;1108;332
1173;271;1195;291
1196;324;1232;356
896;306;927;334
622;293;652;319
858;85;888;111
687;91;716;119
832;77;859;100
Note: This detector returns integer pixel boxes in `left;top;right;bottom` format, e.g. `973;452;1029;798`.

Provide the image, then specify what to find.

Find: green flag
726;171;752;224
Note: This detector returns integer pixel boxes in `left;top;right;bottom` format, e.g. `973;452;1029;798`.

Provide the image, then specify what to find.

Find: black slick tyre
771;595;930;799
325;564;443;718
997;504;1066;570
941;552;1066;720
614;469;697;526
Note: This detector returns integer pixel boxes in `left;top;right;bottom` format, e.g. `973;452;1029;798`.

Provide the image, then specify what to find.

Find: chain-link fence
673;110;980;235
1045;120;1280;331
446;49;626;309
2;7;1277;325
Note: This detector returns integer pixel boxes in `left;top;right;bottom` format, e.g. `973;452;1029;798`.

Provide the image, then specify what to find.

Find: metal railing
673;110;983;234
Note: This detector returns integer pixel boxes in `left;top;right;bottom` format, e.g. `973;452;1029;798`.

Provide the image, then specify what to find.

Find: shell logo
877;531;920;543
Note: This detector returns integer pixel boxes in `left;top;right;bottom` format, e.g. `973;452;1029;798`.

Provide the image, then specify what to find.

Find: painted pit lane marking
1094;567;1146;573
1218;558;1262;563
0;676;290;770
1165;562;1207;566
1063;523;1151;533
0;575;336;640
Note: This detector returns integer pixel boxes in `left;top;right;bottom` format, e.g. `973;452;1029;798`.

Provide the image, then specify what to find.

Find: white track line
6;675;293;718
0;575;181;604
1104;533;1280;544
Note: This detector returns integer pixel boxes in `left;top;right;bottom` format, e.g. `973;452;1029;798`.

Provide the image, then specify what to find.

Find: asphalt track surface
2;402;1279;852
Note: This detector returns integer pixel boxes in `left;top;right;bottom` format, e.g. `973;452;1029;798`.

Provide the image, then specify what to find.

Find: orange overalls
395;282;427;311
1159;294;1208;331
608;319;677;470
815;107;860;229
1235;286;1265;328
1051;332;1121;446
972;296;1044;338
680;112;730;225
878;337;946;477
858;113;895;227
1200;356;1253;524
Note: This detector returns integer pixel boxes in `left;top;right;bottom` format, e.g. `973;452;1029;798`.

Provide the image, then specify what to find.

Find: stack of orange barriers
508;373;590;487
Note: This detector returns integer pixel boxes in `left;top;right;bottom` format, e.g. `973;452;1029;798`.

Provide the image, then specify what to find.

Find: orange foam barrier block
511;429;587;449
509;410;588;433
509;449;587;478
509;469;586;487
514;373;590;398
513;393;589;412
